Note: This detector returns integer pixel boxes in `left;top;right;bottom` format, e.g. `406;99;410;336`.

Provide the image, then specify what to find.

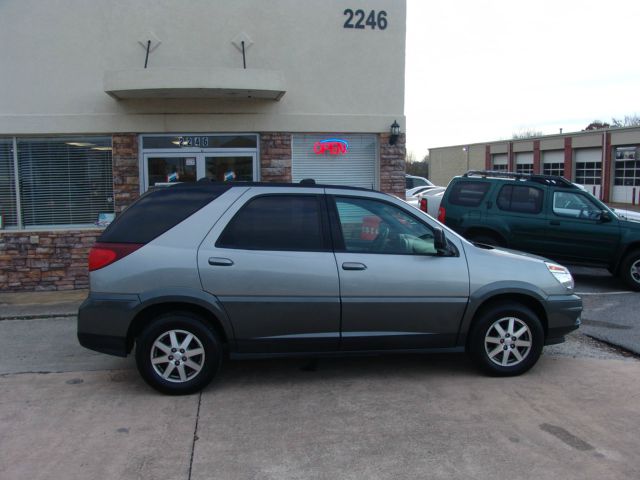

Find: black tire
468;233;504;247
620;250;640;291
468;302;544;377
135;311;222;395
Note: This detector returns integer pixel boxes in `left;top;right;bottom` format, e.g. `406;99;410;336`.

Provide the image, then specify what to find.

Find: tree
406;152;429;178
611;114;640;128
512;129;543;139
584;120;610;130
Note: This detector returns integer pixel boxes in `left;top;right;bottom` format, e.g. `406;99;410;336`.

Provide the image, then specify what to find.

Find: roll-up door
492;153;507;171
542;150;564;176
612;146;640;204
574;148;602;199
515;152;533;174
292;134;377;189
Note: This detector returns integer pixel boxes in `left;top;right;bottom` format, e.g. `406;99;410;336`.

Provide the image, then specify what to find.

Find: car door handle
550;220;560;226
208;257;234;266
342;262;367;271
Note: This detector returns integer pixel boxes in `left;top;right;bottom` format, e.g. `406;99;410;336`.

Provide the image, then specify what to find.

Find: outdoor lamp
389;120;400;145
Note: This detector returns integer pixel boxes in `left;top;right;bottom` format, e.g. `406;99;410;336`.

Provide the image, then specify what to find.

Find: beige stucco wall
0;0;405;134
429;144;484;186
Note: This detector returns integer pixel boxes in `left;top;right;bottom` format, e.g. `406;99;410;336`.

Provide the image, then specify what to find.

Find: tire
135;311;222;395
468;302;544;377
620;250;640;291
468;233;504;247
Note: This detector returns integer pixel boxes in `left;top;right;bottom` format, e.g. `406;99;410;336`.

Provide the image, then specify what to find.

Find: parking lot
0;270;639;480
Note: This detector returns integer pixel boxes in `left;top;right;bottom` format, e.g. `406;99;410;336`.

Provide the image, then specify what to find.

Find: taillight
437;207;446;223
420;198;428;212
88;243;143;271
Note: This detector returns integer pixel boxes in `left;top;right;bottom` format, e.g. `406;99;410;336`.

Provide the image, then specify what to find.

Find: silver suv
78;181;581;394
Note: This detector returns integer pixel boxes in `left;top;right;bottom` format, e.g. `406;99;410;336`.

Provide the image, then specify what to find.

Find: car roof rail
463;170;576;188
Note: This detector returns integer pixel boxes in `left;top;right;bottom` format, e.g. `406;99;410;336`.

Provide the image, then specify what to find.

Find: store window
0;137;113;229
0;140;18;228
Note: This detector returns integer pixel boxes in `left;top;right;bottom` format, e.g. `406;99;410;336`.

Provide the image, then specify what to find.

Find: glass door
144;153;198;189
204;154;257;182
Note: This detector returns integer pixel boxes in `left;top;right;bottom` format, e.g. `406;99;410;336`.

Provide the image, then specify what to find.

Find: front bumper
77;292;141;357
544;293;582;345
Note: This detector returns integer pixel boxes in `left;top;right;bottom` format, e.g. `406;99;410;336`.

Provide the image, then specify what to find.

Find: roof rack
463;170;576;188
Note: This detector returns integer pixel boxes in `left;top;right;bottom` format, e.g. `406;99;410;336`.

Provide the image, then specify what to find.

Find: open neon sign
313;138;349;155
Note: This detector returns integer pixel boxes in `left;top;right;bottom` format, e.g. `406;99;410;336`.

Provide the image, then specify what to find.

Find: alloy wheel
484;317;532;367
150;329;205;383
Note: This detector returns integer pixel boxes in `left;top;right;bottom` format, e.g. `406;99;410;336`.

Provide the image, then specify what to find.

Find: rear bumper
544;293;582;345
77;292;141;357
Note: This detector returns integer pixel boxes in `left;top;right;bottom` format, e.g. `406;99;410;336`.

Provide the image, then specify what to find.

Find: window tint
448;181;491;207
553;192;602;219
100;183;231;244
217;195;324;251
496;185;543;214
334;197;436;255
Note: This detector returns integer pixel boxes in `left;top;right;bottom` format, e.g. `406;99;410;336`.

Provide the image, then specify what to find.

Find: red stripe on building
563;137;572;180
533;140;541;174
602;132;612;203
485;145;491;170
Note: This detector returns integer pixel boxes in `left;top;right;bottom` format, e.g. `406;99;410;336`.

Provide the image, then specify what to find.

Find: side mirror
433;227;447;252
600;211;612;223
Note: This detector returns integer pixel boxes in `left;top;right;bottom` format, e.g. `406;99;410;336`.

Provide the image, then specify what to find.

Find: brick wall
260;133;292;182
0;229;101;292
379;132;406;198
112;133;140;213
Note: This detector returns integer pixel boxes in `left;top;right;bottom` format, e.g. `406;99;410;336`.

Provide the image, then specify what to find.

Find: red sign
313;138;349;155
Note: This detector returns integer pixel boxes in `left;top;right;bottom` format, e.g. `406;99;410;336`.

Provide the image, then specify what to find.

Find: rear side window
448;181;490;207
497;185;543;214
217;195;325;251
99;184;231;244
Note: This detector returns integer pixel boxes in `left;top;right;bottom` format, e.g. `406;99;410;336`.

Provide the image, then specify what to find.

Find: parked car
438;170;640;290
406;185;439;199
405;174;434;190
78;180;581;394
416;187;446;216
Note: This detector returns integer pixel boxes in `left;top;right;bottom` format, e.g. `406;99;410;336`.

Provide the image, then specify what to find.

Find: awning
104;67;286;100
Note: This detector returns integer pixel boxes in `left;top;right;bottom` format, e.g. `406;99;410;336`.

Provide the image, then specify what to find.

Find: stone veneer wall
260;133;292;182
112;133;141;213
0;230;101;291
379;132;406;198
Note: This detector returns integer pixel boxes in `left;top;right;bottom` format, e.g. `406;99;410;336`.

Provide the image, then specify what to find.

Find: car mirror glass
433;227;447;253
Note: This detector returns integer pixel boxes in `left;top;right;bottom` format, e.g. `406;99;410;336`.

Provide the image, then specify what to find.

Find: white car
405;185;440;200
406;187;446;213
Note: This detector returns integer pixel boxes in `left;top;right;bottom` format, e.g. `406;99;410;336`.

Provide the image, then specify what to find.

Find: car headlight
545;262;574;290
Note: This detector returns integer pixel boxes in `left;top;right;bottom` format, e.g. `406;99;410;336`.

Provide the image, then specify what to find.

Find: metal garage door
492;154;507;171
542;150;564;177
292;134;377;189
515;152;533;174
612;146;640;204
574;148;602;199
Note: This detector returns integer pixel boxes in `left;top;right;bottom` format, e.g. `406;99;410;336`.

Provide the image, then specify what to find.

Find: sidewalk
0;289;87;320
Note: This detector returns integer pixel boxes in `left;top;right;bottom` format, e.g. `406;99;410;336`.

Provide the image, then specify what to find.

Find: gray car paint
79;184;581;358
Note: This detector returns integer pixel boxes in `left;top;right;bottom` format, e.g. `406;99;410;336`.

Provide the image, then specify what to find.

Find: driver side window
553;191;601;219
334;197;436;255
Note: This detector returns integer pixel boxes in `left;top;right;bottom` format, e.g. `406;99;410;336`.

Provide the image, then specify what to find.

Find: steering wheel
372;224;390;252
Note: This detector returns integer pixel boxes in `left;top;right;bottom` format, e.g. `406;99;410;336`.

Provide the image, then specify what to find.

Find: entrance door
142;153;258;189
144;154;198;188
204;154;257;182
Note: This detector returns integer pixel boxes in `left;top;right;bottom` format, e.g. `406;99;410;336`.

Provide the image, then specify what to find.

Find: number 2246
343;9;388;30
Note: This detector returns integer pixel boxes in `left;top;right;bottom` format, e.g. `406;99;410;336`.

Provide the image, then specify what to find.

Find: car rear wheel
135;312;222;395
620;250;640;291
469;302;544;376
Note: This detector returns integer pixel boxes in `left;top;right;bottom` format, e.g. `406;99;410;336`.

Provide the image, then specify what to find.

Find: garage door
574;148;602;199
542;150;564;177
515;152;533;174
612;146;640;204
292;134;377;189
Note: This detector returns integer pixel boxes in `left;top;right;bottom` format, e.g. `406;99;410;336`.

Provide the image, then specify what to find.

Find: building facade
430;127;640;205
0;0;407;291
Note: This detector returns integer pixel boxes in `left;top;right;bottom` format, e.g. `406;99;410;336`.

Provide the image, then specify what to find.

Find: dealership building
0;0;407;291
429;126;640;205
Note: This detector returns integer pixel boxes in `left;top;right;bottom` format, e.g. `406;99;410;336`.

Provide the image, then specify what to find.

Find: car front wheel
620;250;640;291
135;312;222;395
469;302;544;376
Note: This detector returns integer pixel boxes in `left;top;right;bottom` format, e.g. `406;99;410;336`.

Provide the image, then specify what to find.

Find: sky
404;0;640;160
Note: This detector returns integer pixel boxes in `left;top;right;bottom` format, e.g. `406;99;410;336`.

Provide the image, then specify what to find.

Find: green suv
439;171;640;290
